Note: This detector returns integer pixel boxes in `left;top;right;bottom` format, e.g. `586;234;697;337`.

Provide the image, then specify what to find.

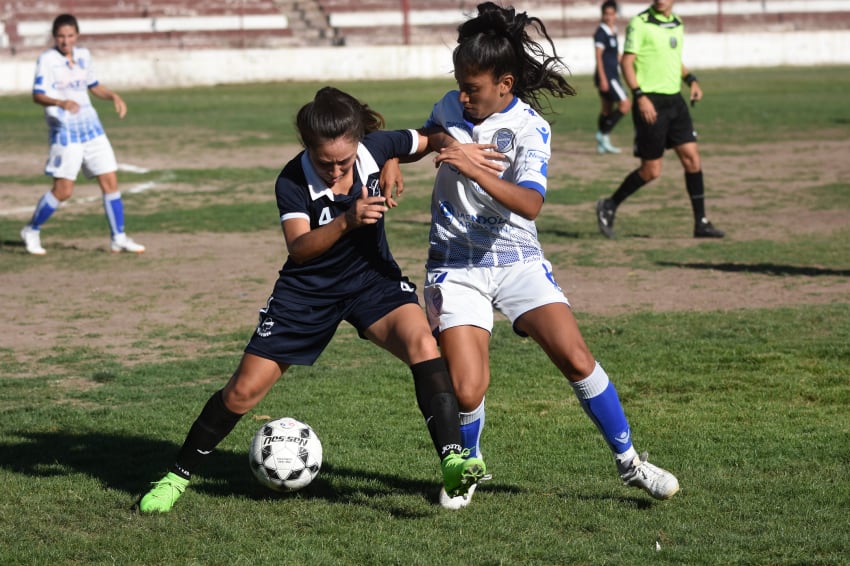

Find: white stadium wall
2;30;850;95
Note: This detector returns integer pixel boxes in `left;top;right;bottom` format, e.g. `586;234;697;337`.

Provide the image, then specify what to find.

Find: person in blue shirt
138;87;485;513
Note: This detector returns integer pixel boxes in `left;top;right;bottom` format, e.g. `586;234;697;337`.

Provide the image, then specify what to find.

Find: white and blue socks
459;398;485;458
28;190;60;230
571;362;639;473
103;192;126;238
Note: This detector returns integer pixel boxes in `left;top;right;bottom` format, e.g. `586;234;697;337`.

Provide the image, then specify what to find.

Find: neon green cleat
139;472;189;513
441;449;486;499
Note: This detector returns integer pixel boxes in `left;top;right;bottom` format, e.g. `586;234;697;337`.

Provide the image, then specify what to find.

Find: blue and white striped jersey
32;46;105;146
424;91;551;268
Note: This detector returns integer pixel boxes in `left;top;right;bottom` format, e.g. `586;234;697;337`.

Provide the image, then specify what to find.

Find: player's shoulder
278;151;308;188
36;47;61;63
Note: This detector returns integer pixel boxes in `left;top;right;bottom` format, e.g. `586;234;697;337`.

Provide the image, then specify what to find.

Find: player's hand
433;143;508;180
347;187;388;227
113;94;127;119
60;100;80;113
689;82;703;107
379;158;403;208
637;96;657;125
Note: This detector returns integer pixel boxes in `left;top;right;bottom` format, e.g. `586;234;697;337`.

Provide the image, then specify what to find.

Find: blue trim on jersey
519;180;545;198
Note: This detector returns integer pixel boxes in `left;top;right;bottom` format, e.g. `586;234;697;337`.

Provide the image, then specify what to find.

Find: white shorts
44;134;118;180
424;260;570;336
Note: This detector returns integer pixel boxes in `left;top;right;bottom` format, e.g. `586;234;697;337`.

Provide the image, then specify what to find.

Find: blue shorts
244;276;420;365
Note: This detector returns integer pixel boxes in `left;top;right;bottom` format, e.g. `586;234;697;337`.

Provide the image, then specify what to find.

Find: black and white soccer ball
249;417;322;492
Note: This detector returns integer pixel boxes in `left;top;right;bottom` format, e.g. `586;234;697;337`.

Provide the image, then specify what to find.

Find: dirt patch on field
1;136;849;367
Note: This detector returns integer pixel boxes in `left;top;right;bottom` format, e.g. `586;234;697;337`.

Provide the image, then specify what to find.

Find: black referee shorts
632;93;697;160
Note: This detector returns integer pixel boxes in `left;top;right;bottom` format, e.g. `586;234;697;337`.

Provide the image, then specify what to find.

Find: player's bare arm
596;47;610;92
283;187;387;264
89;84;127;118
622;52;657;125
33;92;79;113
435;145;542;220
682;65;703;104
380;130;431;207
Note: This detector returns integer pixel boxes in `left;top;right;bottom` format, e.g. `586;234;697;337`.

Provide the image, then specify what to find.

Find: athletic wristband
631;87;645;99
683;73;698;86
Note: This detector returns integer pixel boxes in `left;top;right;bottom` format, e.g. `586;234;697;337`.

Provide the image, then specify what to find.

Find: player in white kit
21;14;144;255
419;2;679;508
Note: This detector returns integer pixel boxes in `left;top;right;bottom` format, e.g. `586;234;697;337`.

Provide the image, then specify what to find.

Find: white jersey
424;91;551;268
32;46;106;146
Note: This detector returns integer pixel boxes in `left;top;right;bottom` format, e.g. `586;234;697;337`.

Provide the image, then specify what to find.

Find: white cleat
439;481;478;510
620;452;680;500
111;234;146;254
20;226;46;255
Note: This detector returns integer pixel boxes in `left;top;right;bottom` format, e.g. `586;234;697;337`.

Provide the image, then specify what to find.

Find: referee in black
596;0;724;239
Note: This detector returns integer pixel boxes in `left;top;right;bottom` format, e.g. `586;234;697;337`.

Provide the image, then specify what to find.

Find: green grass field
1;66;849;565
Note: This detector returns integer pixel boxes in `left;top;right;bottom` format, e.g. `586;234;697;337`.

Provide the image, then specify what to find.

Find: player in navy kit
593;0;631;154
412;2;679;508
138;87;486;513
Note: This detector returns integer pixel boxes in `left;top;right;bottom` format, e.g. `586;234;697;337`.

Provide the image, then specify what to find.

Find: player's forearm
476;176;543;220
33;92;69;109
285;220;348;264
621;54;638;90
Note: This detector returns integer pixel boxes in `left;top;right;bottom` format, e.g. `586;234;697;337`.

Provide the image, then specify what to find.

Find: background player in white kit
415;2;679;508
21;13;144;255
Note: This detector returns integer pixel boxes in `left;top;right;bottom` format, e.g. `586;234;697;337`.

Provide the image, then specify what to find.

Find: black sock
171;389;243;479
611;169;647;206
685;170;706;221
597;113;606;132
601;110;623;134
411;358;462;460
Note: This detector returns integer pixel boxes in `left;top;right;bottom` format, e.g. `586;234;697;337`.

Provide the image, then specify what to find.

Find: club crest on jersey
256;316;274;338
669;37;678;48
491;128;515;153
367;178;380;197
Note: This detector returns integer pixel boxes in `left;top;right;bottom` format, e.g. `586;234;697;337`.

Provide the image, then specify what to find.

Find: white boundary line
0;163;157;216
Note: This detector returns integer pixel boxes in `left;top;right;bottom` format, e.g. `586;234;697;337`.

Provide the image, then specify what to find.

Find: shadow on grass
656;261;850;277
0;430;520;514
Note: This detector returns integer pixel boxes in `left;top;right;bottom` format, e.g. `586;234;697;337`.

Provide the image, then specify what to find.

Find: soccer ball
249;417;322;492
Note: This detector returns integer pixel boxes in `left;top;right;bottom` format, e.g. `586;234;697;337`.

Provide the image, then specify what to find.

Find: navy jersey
594;23;620;84
272;129;417;305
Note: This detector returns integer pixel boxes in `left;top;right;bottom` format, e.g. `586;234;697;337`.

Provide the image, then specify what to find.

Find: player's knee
452;379;487;410
639;163;662;182
405;332;441;365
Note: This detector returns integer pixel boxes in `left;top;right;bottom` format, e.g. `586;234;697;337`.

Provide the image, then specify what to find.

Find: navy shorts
244;276;420;366
632;93;697;160
596;76;628;103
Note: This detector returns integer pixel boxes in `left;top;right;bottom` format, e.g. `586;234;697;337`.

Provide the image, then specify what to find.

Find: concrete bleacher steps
3;0;850;53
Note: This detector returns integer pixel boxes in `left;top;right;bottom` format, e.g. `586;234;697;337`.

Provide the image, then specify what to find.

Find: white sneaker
600;134;621;154
111;234;145;254
439;449;490;510
20;226;46;255
620;452;680;500
439;481;478;510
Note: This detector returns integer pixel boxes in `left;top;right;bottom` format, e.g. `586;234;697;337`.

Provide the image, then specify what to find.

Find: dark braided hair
295;86;385;150
454;2;575;114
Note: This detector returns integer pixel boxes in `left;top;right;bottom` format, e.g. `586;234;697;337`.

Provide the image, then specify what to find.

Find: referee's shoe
694;217;725;238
